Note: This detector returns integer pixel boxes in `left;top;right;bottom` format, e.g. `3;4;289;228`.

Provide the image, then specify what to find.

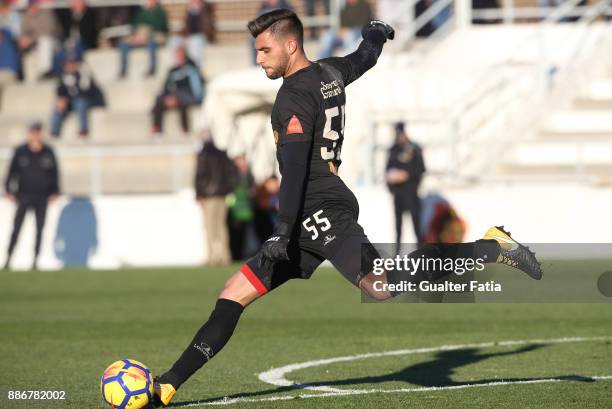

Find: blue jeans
318;27;361;59
119;39;157;76
51;97;90;137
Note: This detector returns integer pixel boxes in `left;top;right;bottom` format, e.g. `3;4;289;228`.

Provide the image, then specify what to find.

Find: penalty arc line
175;336;612;407
179;375;612;407
258;335;612;393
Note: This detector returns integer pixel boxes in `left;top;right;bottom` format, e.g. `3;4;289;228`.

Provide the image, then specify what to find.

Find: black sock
160;298;244;389
386;241;501;297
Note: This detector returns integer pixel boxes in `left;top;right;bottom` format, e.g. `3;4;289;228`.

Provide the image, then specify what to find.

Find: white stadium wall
1;182;611;271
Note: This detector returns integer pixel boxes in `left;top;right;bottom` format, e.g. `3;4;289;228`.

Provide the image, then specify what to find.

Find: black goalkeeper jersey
270;30;387;230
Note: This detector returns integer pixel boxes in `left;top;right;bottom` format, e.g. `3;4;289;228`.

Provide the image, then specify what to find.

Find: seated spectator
118;0;168;78
51;55;105;138
0;0;21;80
168;0;215;67
151;47;204;137
53;0;98;75
318;0;372;59
305;0;330;40
18;0;62;80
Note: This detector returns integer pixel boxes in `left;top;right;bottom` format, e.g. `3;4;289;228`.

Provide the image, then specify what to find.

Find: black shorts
240;204;378;295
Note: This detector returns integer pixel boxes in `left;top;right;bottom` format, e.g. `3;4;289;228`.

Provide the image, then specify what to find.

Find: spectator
318;0;372;59
54;0;98;75
251;0;292;64
18;0;62;80
151;46;204;137
118;0;168;78
3;122;59;271
0;0;21;80
305;0;330;39
253;175;279;245
195;130;237;266
386;123;426;252
227;155;255;261
170;0;216;67
420;193;465;244
51;55;105;138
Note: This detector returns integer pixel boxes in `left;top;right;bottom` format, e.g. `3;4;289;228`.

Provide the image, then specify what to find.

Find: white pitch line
258;335;612;392
174;336;612;407
179;375;612;407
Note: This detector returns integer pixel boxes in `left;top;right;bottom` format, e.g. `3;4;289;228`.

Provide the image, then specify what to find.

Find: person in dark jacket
182;0;216;66
4;122;60;271
386;122;426;251
53;0;98;75
151;46;204;137
50;55;105;138
195;131;237;266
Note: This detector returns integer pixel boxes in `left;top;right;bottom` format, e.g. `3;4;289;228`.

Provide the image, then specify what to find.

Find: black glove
362;20;395;41
259;221;292;270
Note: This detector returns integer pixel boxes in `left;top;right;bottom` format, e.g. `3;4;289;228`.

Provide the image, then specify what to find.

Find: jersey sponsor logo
286;115;304;135
320;80;343;99
323;235;336;246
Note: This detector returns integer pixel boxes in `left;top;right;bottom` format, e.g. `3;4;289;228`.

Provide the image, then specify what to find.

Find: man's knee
218;269;263;307
358;272;392;301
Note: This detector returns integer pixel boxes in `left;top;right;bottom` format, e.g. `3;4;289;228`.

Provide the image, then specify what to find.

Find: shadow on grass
169;343;595;407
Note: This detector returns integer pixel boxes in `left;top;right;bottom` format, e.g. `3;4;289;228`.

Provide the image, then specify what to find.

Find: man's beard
265;54;289;79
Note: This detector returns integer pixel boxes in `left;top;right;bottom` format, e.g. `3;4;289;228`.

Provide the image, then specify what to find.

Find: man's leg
118;40;130;77
156;270;260;396
6;199;28;269
151;95;165;134
393;194;404;254
32;197;48;270
50;108;65;138
147;39;157;76
72;97;90;137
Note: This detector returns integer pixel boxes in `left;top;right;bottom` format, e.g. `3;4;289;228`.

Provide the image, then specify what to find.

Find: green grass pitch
0;264;610;408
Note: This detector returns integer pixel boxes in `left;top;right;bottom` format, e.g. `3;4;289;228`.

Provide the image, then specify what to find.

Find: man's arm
322;21;394;86
49;149;60;196
259;88;316;266
4;148;19;195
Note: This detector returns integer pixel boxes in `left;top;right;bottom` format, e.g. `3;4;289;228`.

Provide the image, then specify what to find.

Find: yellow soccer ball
100;359;154;409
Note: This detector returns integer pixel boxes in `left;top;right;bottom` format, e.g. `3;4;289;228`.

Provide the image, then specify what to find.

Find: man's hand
56;97;69;113
362;20;395;41
6;193;16;203
259;221;292;271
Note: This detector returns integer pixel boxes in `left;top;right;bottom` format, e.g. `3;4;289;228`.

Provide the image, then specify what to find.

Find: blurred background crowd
1;0;610;270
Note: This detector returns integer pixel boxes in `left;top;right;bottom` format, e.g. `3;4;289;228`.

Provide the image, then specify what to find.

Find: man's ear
286;39;298;55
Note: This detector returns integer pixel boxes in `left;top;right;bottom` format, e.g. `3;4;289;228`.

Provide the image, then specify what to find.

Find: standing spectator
54;0;98;75
318;0;372;59
195;131;237;266
227;155;255;261
118;0;168;78
386;123;426;251
305;0;330;39
251;0;292;64
3;122;59;271
172;0;216;67
18;0;62;80
51;55;105;139
253;175;279;245
151;47;204;137
0;0;21;80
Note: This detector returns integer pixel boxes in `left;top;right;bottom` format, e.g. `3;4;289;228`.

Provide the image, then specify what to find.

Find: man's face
176;48;186;66
255;30;289;80
28;129;42;145
145;0;157;9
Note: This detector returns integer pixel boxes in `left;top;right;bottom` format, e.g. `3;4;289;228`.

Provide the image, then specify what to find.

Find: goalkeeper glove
259;221;291;270
362;20;395;41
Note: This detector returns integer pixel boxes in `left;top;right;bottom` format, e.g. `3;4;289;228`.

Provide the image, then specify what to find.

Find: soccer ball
100;359;154;409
